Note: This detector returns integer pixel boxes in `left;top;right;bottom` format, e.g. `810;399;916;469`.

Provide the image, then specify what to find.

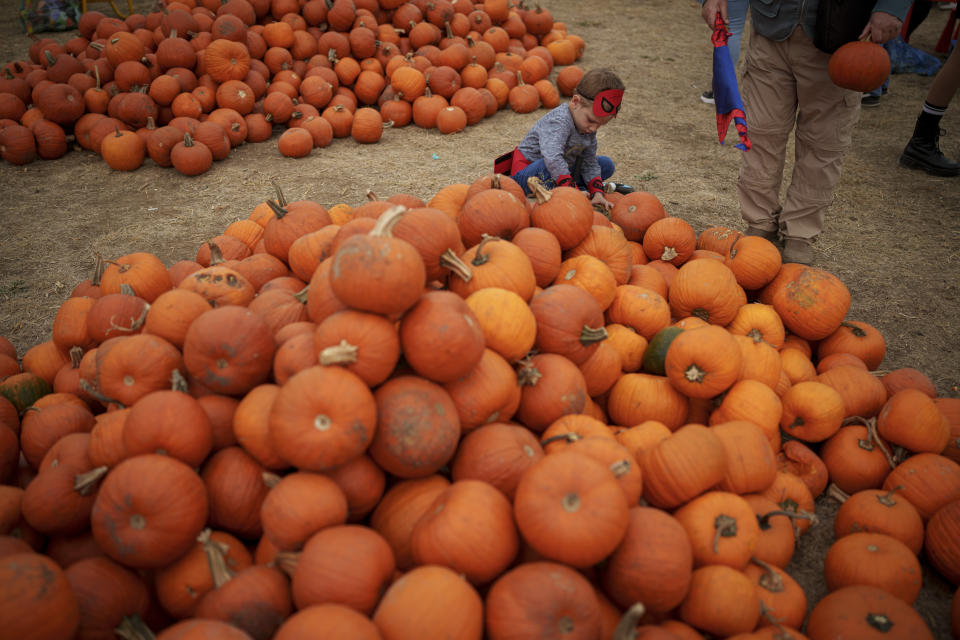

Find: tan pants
738;26;862;240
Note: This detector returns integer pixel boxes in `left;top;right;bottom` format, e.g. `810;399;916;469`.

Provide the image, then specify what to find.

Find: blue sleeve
872;0;912;21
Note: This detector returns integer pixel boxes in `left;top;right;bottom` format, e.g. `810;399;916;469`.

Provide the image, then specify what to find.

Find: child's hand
591;192;613;212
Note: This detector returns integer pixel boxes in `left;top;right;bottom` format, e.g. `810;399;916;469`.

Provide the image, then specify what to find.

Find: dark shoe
782;238;814;265
899;130;960;177
604;182;635;194
861;94;881;107
700;90;715;105
745;226;779;243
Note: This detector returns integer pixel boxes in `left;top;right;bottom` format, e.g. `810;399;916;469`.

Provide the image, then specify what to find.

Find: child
495;68;625;210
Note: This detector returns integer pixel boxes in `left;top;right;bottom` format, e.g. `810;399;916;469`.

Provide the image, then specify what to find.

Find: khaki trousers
738;26;862;240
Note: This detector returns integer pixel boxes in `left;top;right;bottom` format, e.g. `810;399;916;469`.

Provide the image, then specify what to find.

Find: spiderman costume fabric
711;13;751;151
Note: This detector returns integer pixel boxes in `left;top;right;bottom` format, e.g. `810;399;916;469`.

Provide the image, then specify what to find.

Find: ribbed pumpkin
664;325;743;399
529;284;607;365
759;263;851;341
91;454;208;569
526;177;593;249
410;479;518;584
398;290;486;383
372;565;483;640
368;375;460;478
329;206;426;315
485;562;601;640
268;366;376;472
641;424;727;509
806;585;934;640
513;450;629;568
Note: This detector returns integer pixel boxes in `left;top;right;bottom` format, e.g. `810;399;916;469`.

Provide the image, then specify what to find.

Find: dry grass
0;0;958;633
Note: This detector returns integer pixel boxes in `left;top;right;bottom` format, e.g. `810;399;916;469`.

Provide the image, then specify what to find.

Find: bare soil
0;0;957;635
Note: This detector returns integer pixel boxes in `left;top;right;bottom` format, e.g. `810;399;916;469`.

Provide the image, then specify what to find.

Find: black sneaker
861;94;881;107
700;90;715;105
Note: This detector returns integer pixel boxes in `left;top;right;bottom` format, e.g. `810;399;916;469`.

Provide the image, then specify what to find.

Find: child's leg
575;157;616;189
512;159;553;195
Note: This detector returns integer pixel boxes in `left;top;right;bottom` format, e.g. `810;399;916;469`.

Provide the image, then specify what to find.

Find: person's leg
737;26;798;241
907;0;933;40
512;159;553;195
900;44;960;176
777;27;862;263
726;0;750;67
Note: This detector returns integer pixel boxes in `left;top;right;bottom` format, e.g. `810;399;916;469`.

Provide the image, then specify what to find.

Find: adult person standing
899;42;960;176
701;0;912;264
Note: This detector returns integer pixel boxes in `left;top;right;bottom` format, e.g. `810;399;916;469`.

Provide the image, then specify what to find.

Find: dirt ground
0;0;958;635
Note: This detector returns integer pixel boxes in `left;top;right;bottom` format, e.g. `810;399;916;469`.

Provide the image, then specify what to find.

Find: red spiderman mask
584;88;623;118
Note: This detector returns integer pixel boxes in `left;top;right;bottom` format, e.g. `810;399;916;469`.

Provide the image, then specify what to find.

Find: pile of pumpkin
1;173;960;640
0;0;585;174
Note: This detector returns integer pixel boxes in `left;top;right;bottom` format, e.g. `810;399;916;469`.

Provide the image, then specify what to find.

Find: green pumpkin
0;372;51;414
641;326;683;376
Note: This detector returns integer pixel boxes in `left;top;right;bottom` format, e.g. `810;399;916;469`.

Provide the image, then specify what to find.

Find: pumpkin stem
490;174;502;190
182;132;194;147
540;432;581;447
270;177;287;207
90;251;105;286
580;325;608;346
683;364;707;384
78;378;123;408
610;459;632;478
839;321;867;337
690;307;710;322
319;339;359;366
265;197;289;220
471;234;500;266
750;557;785;593
826;482;851;503
862;417;896;470
294;285;310;304
115;615;157;640
370;205;407;237
262;472;281;488
877;484;904;507
865;612;895;632
516;357;543;387
527;175;552;202
273;550;300;577
198;528;235;589
438;249;473;282
757;508;819;529
659;246;678;261
170;369;189;393
93;64;102;90
561;492;580;512
73;465;109;496
712;514;738;555
611;602;647;640
366;190;379;201
69;346;84;368
106;297;150;337
207;241;225;265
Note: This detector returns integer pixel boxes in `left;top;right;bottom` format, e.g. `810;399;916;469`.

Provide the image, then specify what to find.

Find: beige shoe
782;238;814;265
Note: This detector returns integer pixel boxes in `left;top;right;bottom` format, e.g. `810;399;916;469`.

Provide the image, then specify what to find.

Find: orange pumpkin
485;562;601;639
514;450;629;568
91;454;208;569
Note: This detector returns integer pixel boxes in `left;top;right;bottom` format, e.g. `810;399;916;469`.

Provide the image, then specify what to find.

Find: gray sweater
517;104;602;184
748;0;912;41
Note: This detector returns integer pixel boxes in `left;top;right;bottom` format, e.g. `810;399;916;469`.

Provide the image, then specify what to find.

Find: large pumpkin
91;454;209;569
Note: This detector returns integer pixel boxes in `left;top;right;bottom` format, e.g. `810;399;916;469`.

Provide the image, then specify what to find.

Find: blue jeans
726;0;749;67
513;156;615;195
